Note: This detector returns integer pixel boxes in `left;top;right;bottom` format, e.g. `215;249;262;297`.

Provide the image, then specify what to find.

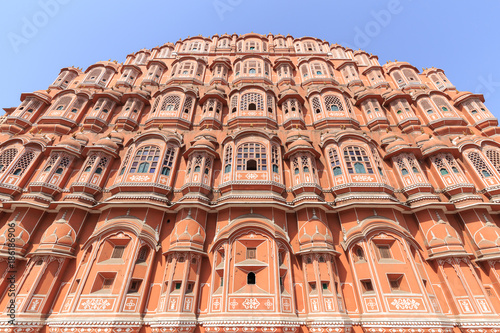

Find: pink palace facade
0;33;500;333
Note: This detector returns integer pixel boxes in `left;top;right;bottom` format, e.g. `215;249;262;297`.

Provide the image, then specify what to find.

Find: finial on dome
312;208;318;219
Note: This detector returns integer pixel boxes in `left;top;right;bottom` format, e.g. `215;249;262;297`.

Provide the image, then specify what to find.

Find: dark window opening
247;159;257;170
247;272;256;285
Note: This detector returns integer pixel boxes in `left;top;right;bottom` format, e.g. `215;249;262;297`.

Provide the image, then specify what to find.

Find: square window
389;277;401;291
246;247;256;259
128;279;142;293
111;245;125;259
361;279;374;293
102;278;114;289
377;245;392;259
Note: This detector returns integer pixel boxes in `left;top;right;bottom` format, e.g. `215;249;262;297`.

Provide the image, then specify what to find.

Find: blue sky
1;1;500;117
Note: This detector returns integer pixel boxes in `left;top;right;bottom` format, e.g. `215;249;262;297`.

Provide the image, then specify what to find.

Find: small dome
0;221;29;248
415;132;430;146
421;137;447;153
95;137;119;150
170;217;206;246
58;138;81;151
289;138;313;150
74;133;89;145
192;138;216;150
380;132;400;145
426;222;463;248
298;219;333;247
475;223;500;249
454;135;475;147
386;138;409;152
110;131;125;143
40;217;76;247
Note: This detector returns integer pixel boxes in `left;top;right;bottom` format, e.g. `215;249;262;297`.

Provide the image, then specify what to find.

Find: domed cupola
474;214;500;259
35;211;77;257
93;136;119;152
56;136;82;155
380;130;401;147
415;131;431;146
169;209;206;254
421;136;457;158
0;214;30;258
425;216;467;259
298;209;334;253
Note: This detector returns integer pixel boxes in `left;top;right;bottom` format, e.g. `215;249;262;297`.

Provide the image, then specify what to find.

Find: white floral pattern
242;297;260;309
390;298;420;310
80;298;111;310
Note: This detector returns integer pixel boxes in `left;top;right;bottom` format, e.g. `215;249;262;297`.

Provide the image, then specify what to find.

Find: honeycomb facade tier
0;33;500;333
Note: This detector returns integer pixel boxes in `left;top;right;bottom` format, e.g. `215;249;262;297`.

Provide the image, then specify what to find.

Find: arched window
224;145;233;174
130;146;161;174
138;162;149;173
236;143;267;171
247;160;257;170
485;148;500;174
271;145;279;174
240;93;263;111
401;168;408;175
159;95;181;113
344;146;373;174
8;150;36;177
440;168;449;175
119;148;132;176
354;162;366;173
247;272;256;285
312;97;322;115
467;151;494;179
329;148;342;176
0;148;18;174
161;147;176;176
355;247;365;261
324;95;344;113
136;246;149;263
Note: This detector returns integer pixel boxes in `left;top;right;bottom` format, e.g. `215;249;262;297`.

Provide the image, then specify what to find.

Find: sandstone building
1;33;500;333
